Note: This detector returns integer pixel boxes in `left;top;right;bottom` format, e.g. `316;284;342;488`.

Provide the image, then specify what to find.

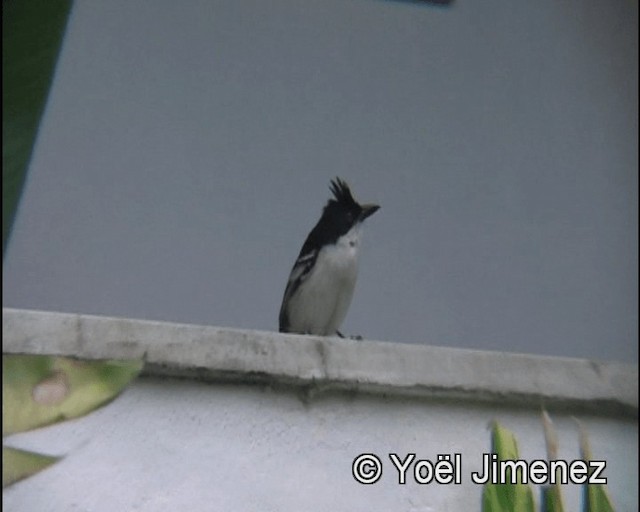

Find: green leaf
3;354;143;436
540;410;564;512
482;420;536;512
541;484;564;512
491;421;521;460
2;446;60;488
577;421;615;512
584;485;615;512
3;0;73;255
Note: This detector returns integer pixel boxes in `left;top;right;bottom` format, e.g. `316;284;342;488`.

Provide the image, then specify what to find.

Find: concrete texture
3;308;637;416
3;308;638;511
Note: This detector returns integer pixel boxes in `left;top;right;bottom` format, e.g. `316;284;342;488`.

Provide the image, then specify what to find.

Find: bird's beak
359;203;380;221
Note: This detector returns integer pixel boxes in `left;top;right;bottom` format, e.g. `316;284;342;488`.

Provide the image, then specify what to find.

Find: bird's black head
326;177;379;226
301;178;379;252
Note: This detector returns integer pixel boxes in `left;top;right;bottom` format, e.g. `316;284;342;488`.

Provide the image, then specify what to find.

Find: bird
279;177;379;337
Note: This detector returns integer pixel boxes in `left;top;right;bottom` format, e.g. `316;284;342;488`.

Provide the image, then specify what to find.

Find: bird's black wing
278;248;318;332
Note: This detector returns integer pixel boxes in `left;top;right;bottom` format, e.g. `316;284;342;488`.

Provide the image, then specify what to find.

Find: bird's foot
336;331;363;341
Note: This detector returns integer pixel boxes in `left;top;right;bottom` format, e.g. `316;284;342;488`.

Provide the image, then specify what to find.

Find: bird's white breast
288;226;362;335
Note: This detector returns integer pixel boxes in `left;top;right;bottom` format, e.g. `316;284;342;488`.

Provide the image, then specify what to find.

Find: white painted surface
3;379;638;512
2;309;638;511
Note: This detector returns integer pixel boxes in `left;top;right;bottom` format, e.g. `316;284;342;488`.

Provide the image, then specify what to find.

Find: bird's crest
329;177;356;207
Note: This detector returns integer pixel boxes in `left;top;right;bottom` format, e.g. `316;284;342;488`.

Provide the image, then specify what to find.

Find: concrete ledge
3;308;637;417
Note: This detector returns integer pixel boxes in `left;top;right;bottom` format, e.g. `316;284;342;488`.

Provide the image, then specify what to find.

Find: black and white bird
279;178;379;336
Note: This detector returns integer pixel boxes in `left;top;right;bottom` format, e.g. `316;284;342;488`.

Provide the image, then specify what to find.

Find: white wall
3;378;637;512
3;309;638;511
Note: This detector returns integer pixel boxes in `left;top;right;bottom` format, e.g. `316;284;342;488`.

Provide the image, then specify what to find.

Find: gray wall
3;0;637;361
